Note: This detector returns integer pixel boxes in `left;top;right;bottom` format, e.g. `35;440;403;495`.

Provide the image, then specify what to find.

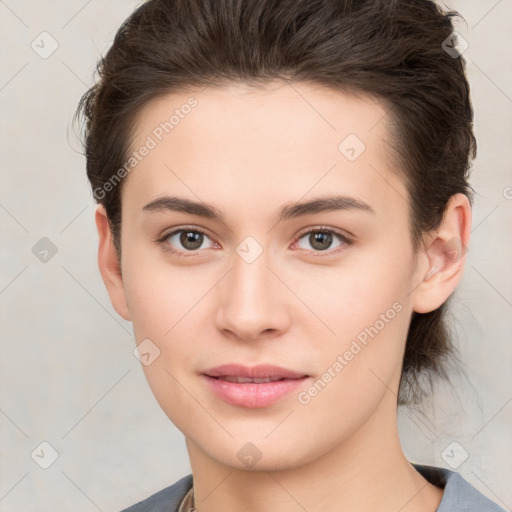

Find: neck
185;393;443;512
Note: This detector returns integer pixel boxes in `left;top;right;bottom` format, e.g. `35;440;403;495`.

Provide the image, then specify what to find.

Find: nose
214;246;290;342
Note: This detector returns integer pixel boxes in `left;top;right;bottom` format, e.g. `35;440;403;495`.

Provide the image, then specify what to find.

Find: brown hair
75;0;476;405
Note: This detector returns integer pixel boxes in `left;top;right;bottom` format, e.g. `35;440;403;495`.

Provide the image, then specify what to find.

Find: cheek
122;258;207;391
123;252;199;338
288;251;413;403
124;271;200;429
302;296;408;399
287;250;413;342
294;299;408;445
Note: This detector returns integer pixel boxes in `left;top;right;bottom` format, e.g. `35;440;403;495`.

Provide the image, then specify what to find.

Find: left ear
412;193;472;314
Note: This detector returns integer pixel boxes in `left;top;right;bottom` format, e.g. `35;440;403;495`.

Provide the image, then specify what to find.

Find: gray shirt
120;463;506;511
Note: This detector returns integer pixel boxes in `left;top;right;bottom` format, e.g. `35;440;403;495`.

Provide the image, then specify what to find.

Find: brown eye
178;230;204;250
295;227;351;253
308;231;334;251
160;228;215;254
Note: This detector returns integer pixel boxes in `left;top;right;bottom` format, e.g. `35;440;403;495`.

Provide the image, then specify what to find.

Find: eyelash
156;226;353;258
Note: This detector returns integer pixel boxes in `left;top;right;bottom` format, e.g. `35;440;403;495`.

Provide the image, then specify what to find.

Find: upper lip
202;364;308;379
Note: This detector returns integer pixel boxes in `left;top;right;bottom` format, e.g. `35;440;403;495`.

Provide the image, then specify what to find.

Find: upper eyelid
295;225;352;240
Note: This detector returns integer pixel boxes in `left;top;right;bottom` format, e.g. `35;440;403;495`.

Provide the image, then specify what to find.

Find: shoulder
118;474;193;512
412;463;507;512
118;465;507;511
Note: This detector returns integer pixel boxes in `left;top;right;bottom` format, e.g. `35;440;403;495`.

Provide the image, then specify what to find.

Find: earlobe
95;204;132;321
412;193;472;314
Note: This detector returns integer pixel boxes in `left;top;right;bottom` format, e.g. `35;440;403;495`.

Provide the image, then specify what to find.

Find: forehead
122;81;407;218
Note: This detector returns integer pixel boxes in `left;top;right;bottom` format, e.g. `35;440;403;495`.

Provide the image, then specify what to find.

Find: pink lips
201;364;310;408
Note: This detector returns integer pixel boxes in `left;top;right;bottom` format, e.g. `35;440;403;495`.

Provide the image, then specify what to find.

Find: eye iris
180;231;203;250
310;231;332;251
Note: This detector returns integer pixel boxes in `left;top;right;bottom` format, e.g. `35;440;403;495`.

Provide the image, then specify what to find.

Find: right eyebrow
143;195;225;221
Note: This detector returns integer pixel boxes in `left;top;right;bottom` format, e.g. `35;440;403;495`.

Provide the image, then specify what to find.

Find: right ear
95;204;131;321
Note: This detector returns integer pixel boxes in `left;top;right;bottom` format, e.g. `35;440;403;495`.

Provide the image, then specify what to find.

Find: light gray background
1;1;511;510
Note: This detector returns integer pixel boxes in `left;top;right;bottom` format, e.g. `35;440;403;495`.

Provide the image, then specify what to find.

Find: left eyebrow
276;195;375;222
142;194;375;224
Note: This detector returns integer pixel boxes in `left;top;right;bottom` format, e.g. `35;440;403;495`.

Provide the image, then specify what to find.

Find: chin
200;437;316;473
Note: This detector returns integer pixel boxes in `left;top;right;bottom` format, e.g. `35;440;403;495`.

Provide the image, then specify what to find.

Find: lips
201;364;310;408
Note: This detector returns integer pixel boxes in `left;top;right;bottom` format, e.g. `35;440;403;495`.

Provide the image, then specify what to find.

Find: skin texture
95;81;471;512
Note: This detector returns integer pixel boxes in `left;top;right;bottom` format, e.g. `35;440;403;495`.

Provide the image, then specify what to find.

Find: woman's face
114;81;428;470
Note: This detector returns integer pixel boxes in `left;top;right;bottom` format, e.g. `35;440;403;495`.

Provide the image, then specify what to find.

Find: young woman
76;0;506;510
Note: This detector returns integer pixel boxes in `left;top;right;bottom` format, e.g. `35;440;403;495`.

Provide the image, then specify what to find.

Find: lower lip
202;375;309;408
